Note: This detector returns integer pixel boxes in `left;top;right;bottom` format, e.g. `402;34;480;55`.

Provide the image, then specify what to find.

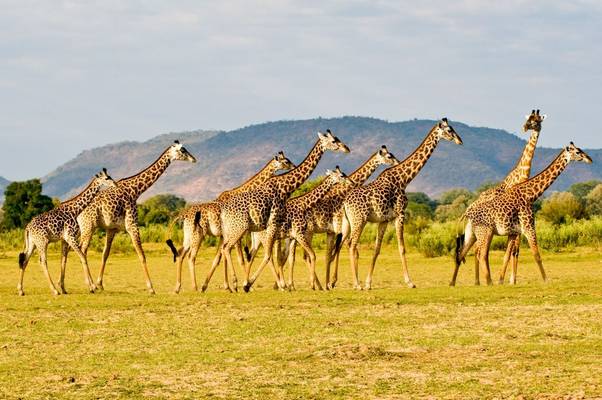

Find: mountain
42;117;602;201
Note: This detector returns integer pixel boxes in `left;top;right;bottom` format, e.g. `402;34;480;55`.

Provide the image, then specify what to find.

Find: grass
0;241;601;399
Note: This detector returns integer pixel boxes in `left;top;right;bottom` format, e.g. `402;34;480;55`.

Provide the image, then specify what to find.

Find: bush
586;184;602;216
137;194;186;226
538;192;585;224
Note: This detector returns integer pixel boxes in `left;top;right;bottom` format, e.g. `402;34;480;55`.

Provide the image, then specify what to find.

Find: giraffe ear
325;169;332;176
317;131;326;139
174;140;180;144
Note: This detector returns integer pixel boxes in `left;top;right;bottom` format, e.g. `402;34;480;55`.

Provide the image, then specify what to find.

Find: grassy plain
0;242;601;399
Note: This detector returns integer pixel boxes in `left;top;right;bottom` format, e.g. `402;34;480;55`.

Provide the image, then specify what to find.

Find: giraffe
247;166;352;290
451;143;592;286
341;118;463;290
270;145;401;290
205;130;350;293
17;169;116;296
77;141;197;294
165;151;295;293
450;109;546;286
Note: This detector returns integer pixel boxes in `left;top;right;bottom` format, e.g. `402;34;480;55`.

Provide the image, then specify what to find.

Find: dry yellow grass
0;243;601;399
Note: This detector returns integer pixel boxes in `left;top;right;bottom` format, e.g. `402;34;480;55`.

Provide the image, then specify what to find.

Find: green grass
0;242;601;399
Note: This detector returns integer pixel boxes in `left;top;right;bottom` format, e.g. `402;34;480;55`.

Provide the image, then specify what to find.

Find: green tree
1;179;54;230
568;180;601;200
435;194;473;222
585;184;602;216
438;188;475;205
538;192;585;224
138;194;186;226
406;192;437;220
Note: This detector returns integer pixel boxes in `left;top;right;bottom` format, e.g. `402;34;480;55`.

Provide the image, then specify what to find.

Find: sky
1;0;601;180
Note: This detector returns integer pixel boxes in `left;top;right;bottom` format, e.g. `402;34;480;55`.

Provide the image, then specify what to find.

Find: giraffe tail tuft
455;234;465;266
18;253;26;269
244;246;251;263
332;233;343;259
166;239;178;263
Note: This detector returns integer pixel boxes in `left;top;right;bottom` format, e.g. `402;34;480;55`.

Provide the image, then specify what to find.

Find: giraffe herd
16;113;593;296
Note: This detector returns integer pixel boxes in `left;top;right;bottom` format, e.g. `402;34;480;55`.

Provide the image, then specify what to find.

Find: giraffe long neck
118;151;172;199
289;176;338;210
380;127;439;188
515;150;569;203
501;129;541;188
217;160;278;202
60;179;103;216
273;140;325;197
324;153;382;200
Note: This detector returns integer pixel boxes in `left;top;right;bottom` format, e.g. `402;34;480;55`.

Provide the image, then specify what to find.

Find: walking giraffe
342;118;463;290
78;141;197;294
451;143;592;286
249;146;400;289
450;109;546;286
165;151;295;293
247;166;352;290
17;169;116;296
203;130;350;293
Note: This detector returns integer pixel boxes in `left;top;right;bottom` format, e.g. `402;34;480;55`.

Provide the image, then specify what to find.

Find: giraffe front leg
125;209;154;294
202;238;223;292
64;234;96;293
394;217;415;288
520;210;547;283
509;239;520;285
174;245;189;294
366;222;387;290
187;235;202;292
499;235;518;284
38;243;60;296
59;240;69;294
96;229;116;291
474;227;494;286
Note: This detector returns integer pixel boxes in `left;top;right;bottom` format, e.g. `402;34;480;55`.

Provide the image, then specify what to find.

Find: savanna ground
0;241;601;399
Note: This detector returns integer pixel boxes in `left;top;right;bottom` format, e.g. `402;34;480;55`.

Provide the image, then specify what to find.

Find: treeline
1;179;601;257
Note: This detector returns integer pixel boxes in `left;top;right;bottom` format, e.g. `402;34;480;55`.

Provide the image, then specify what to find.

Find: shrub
2;180;54;230
538;192;585;224
585;184;602;216
137;194;186;226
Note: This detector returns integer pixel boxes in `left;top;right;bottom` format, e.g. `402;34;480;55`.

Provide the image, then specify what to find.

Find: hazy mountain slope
42;117;602;201
0;176;10;201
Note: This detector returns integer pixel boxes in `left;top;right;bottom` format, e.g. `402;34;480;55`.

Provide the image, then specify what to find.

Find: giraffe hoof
407;283;416;289
243;284;251;293
148;288;156;295
53;290;61;296
449;281;456;287
17;290;24;296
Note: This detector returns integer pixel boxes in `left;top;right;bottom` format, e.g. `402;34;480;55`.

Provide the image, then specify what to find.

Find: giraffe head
324;165;351;185
523;109;546;132
272;151;296;172
375;145;400;166
435;118;463;145
94;168;117;188
565;142;593;164
168;140;197;163
317;129;351;153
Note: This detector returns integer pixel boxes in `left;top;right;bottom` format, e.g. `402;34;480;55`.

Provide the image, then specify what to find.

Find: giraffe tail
332;233;343;259
18;230;30;269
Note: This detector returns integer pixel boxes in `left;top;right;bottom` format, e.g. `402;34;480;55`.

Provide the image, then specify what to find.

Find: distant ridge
41;117;602;201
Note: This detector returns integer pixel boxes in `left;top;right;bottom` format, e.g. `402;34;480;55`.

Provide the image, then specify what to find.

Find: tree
1;179;54;230
435;194;473;222
568;180;601;200
406;192;437;220
438;188;475;205
538;192;585;224
137;194;186;226
585;184;602;216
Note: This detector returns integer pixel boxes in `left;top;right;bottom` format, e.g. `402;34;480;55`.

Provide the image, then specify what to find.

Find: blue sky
1;1;601;180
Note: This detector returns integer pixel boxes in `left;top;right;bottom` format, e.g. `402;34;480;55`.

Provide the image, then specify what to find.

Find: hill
42;117;602;201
